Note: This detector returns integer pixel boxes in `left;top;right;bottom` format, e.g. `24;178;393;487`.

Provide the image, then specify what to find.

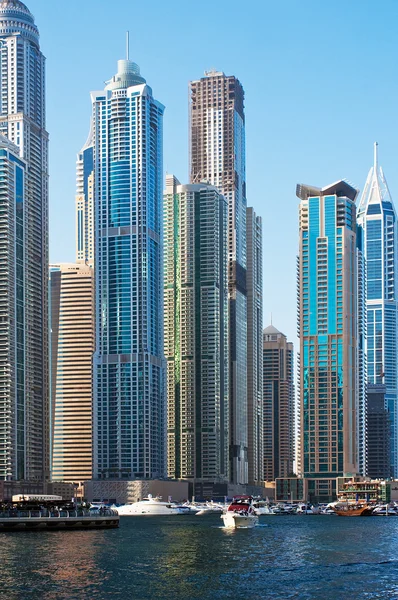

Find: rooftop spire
126;31;130;61
357;143;395;214
374;141;378;170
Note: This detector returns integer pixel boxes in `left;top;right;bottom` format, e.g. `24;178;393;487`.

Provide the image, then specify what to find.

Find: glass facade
0;1;49;481
163;178;229;488
357;146;398;476
76;140;94;266
297;181;358;481
92;60;166;479
190;72;248;485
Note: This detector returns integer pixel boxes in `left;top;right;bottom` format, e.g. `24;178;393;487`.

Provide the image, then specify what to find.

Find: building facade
50;263;94;482
0;1;49;481
164;176;229;495
356;222;367;475
357;143;398;477
76;132;94;266
263;325;294;481
246;207;263;485
190;71;248;485
366;384;390;479
92;58;165;480
297;181;358;502
0;136;26;480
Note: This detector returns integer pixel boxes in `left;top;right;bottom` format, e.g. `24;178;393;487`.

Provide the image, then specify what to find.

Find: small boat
221;496;259;528
332;502;374;517
372;504;398;516
115;494;188;516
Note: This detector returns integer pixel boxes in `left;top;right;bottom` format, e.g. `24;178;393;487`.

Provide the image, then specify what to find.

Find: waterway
1;514;398;599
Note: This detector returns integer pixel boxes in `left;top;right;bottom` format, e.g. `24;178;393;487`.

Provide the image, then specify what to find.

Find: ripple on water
1;516;398;599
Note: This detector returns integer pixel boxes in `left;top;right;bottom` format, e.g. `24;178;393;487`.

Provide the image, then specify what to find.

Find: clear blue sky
31;0;398;348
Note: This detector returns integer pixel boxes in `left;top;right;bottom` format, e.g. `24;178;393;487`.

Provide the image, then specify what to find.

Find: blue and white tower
90;58;166;479
357;143;398;477
0;0;49;481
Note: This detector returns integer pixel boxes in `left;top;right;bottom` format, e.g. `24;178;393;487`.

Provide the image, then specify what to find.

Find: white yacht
221;496;259;529
115;495;188;516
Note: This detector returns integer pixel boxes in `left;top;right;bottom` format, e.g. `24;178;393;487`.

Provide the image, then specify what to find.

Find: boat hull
333;506;374;517
222;513;259;528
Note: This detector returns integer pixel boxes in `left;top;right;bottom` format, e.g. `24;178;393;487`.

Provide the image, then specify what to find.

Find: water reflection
1;516;398;599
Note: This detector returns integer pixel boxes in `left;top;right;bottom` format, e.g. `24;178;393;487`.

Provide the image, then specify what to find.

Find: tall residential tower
297;180;358;502
50;263;94;482
263;325;294;481
76;131;94;267
246;208;263;485
92;59;165;480
357;144;398;477
190;71;248;485
0;0;49;481
164;175;229;496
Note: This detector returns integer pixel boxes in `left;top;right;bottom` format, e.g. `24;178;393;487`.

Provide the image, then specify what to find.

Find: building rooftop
263;324;283;336
105;59;146;91
357;142;395;216
0;0;39;45
296;179;358;202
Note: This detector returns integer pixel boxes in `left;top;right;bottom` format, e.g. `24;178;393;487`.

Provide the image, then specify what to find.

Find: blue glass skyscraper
297;180;358;502
90;58;165;480
357;143;398;477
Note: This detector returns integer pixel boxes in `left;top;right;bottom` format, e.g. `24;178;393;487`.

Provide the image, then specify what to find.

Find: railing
0;509;119;519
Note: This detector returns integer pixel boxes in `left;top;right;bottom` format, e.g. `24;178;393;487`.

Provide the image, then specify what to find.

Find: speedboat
115;494;188;516
221;496;259;528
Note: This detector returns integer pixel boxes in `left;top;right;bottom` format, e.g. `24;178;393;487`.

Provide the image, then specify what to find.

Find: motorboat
194;502;224;516
114;494;188;516
221;496;259;528
253;501;281;515
372;504;398;516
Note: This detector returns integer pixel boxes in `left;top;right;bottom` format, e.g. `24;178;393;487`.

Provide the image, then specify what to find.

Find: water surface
1;515;398;599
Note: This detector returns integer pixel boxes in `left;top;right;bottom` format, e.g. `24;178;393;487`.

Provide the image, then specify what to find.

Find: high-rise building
366;383;390;479
0;1;49;481
164;175;229;496
297;180;358;502
91;58;165;480
0;135;26;480
356;222;367;476
263;325;294;481
357;143;398;477
190;71;248;485
50;263;94;482
246;207;263;485
76;132;94;266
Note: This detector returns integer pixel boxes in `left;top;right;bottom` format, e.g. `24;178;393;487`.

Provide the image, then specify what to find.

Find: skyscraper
190;71;248;485
76;131;94;267
366;383;390;479
50;263;94;482
246;207;263;485
92;58;165;480
357;143;397;477
263;325;294;481
164;175;229;496
0;0;49;481
297;180;358;502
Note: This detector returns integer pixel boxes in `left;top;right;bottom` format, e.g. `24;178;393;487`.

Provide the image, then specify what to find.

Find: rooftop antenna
271;312;273;326
126;31;130;60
